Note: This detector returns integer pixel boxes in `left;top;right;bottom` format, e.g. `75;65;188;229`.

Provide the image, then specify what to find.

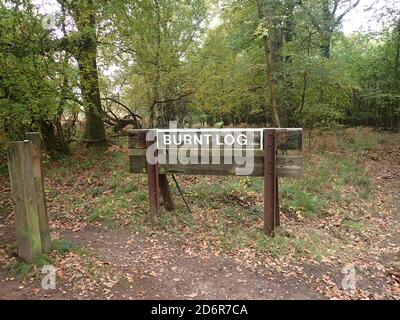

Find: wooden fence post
129;129;161;220
264;129;278;235
26;133;51;252
7;141;43;262
129;129;175;214
146;130;160;221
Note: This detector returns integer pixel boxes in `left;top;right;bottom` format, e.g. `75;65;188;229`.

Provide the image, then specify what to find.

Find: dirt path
60;227;326;300
0;225;327;300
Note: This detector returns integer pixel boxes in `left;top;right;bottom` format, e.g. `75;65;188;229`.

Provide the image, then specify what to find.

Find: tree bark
66;0;107;145
39;120;69;158
77;53;107;144
394;20;400;90
308;0;360;59
255;0;282;128
320;0;332;58
150;0;162;128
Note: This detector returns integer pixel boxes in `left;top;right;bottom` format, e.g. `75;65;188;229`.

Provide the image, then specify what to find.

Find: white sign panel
156;129;264;150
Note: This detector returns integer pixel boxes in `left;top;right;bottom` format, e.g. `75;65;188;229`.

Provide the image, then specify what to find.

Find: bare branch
101;97;143;120
106;106;119;122
155;90;197;105
337;0;361;23
332;0;340;16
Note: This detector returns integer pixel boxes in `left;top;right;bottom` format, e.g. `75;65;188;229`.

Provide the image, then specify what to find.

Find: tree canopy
0;0;399;158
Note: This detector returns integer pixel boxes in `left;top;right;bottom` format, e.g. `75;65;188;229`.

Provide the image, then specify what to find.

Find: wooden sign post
128;128;302;235
130;130;175;219
264;129;277;235
7;134;51;262
146;137;160;221
7;141;43;262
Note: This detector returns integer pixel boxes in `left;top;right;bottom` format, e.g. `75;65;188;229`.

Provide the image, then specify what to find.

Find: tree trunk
55;116;70;155
73;0;107;145
394;20;400;90
320;32;332;59
39;120;69;159
320;0;332;59
255;0;282;128
317;0;360;59
76;42;106;145
151;0;162;128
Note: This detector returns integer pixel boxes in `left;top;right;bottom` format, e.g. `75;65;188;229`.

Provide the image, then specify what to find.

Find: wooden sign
128;128;303;235
156;129;264;150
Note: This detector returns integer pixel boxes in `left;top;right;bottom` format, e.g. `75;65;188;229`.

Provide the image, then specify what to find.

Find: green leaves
0;4;59;133
102;0;209;126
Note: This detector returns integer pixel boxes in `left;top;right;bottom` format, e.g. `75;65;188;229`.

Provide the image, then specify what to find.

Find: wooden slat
157;165;302;178
158;157;302;178
129;149;148;174
129;153;302;178
130;148;298;158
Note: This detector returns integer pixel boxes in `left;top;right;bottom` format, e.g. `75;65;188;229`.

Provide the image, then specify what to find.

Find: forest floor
0;128;399;300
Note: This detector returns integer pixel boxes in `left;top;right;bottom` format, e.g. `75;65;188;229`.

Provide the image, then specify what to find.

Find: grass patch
87;179;149;227
341;219;364;233
338;128;379;152
222;208;247;224
156;206;195;233
278;151;372;219
9;255;53;278
85;187;103;197
0;163;8;176
216;226;338;260
280;184;324;219
88;206;113;223
5;239;85;279
52;239;78;255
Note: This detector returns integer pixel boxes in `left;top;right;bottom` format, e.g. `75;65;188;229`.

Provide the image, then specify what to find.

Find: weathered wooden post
26;133;51;252
129;129;174;218
146;130;160;221
7;141;43;262
264;129;278;235
129;129;148;174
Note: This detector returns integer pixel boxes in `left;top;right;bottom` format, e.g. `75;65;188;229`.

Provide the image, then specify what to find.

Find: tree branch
332;0;340;16
155;90;197;105
337;0;361;23
101;97;143;120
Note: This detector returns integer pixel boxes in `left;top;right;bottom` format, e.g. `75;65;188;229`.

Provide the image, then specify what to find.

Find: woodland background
0;0;399;162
